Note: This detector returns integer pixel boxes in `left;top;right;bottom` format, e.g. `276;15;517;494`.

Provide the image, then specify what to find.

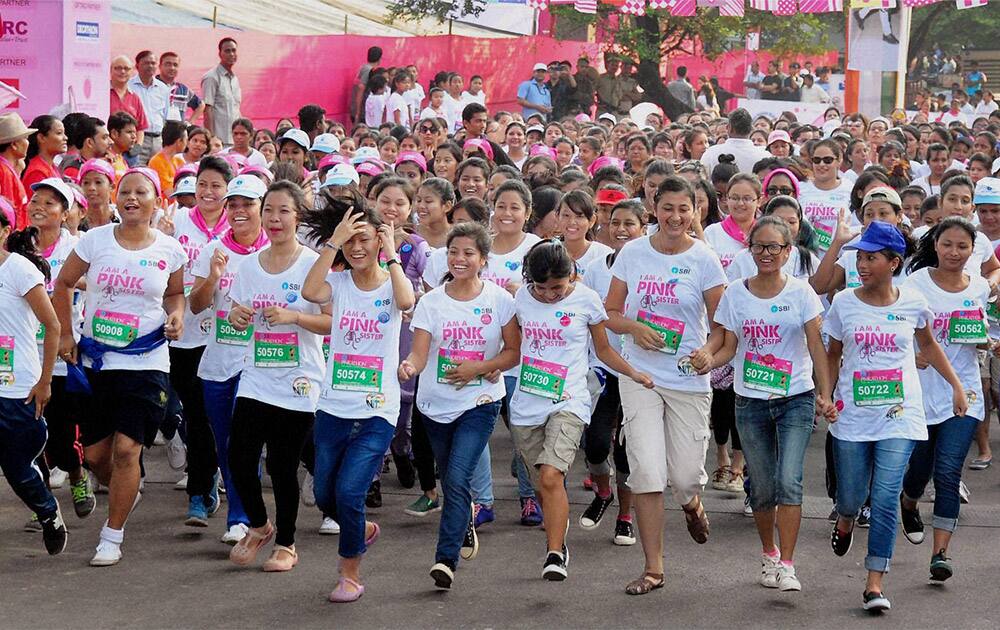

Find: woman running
799;139;853;257
557;190;613;279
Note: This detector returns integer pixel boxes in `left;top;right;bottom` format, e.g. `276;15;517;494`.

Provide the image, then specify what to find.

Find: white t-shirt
419;106;445;122
582;251;621;375
967;231;994;275
0;253;45;399
702;222;747;276
228;247;325;412
403;83;426;123
727;246;819;281
483;233;541;289
835;239;910;289
365;92;388;128
911;176;940;197
461;90;486;107
509;283;608;426
411;281;515;423
799;179;853;255
611;237;727;392
442;93;464;132
715;276;823;399
822;287;932;441
573;241;614;279
38;231;81;378
75;224;187;372
386;93;411;130
167;207;228;349
317;270;403;425
904;267;989;424
193;239;260;383
220;147;268;168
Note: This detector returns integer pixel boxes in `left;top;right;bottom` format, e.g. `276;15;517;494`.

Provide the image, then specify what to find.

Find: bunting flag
698;0;746;14
621;0;647;13
955;0;987;7
852;0;894;7
799;0;843;10
901;0;937;6
525;0;550;8
775;0;798;12
574;0;598;12
670;0;697;13
748;0;778;8
648;0;672;8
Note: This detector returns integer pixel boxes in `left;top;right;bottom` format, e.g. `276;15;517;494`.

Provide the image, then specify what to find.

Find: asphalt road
2;421;999;630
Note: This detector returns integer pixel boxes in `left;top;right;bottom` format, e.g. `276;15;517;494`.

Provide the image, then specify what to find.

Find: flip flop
968;457;992;470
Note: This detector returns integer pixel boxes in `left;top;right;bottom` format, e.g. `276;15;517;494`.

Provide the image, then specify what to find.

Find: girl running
557;190;613;279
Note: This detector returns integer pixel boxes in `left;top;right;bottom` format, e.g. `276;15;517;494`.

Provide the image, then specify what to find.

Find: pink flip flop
364;522;380;548
329;577;365;603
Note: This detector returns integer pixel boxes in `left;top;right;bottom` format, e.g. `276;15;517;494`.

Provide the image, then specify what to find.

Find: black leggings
169;346;217;498
584;372;621;474
229;398;313;547
44;376;83;473
711;386;741;451
410;398;438;494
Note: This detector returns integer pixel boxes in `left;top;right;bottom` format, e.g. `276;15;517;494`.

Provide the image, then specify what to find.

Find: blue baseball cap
843;221;906;257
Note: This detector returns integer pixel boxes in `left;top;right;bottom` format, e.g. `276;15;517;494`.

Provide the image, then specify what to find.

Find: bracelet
323;242;340;252
386;258;401;267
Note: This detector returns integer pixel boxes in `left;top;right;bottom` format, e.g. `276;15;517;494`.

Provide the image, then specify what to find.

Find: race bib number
322;336;331;363
814;223;833;250
36;323;45;342
637;310;684;355
742;352;791;395
519;356;567;400
437;349;484;386
215;310;252;346
986;300;999;323
948;309;987;344
92;310;139;348
0;336;13;372
852;369;904;406
254;331;299;368
331;353;383;392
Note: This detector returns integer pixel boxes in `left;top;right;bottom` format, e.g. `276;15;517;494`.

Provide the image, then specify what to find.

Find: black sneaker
929;551;953;583
613;518;636;546
579;493;614;530
827;507;838;523
430;561;455;589
393;453;415;489
365;480;382;509
831;523;853;557
900;498;925;545
39;508;68;555
542;546;568;581
856;505;871;528
862;590;890;612
460;510;479;561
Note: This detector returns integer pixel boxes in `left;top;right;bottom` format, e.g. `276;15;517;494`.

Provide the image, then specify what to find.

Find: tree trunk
633;15;692;121
907;4;949;66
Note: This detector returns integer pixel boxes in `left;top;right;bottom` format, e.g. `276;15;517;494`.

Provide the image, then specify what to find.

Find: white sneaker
166;434;187;471
153;430;168;446
301;473;316;507
759;553;781;588
174;473;188;491
777;564;801;592
48;467;68;490
319;516;341;535
959;481;971;504
220;523;249;545
90;540;122;567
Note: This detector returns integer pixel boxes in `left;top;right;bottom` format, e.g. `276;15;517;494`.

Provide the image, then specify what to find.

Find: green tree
907;3;1000;63
387;1;839;118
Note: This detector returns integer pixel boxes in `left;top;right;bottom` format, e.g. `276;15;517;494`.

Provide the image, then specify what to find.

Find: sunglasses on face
811;156;836;165
750;243;789;255
418;126;436;134
766;186;795;196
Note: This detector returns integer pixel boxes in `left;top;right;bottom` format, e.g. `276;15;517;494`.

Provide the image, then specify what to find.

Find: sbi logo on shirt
282;282;300;291
887;313;907;322
138;259;167;270
556;310;575;327
671;267;691;275
505;261;520;271
771;304;790;313
375;298;392;308
963;299;978;307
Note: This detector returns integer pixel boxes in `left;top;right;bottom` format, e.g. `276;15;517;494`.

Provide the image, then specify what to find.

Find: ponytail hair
523;239;575;285
4;227;51;280
906;216;978;275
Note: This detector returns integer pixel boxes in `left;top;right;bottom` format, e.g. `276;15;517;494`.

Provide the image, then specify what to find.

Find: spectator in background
147;120;187;196
760;60;783;101
157;51;204;123
976;90;998;115
0;113;33;225
816;66;833;92
461;103;514;169
129;50;171;165
596;55;622;116
298;104;327;144
548;61;577;121
201;37;242;147
574;56;599;115
781;62;802;101
443;72;466;132
405;64;427;121
667;66;696;112
109;54;148;164
461;74;487;107
799;74;832;104
700;108;770;174
351;46;382;124
618;59;642;114
744;61;765;100
696;82;720;117
709;78;736;115
517;64;552;122
965;60;986;98
60;117;111;181
107;111;138;179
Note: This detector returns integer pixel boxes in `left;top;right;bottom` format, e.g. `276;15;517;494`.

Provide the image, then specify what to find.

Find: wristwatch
386;258;401;267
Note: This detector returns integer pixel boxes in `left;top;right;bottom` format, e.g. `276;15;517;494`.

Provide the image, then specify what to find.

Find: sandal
625;572;665;595
710;466;731;491
364;521;380;548
968;457;992;470
329;577;365;603
262;544;298;572
683;498;710;544
229;521;275;566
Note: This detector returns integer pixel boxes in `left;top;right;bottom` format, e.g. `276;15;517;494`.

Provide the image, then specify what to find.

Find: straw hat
0;113;36;144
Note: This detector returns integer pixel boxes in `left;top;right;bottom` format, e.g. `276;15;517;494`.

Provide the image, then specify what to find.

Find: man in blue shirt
517;63;552;121
156;52;205;124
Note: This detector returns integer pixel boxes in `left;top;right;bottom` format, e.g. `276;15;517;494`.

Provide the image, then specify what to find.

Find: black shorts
79;369;170;447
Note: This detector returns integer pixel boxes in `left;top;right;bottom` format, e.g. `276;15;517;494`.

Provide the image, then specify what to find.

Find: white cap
170;175;196;198
532;63;547;72
350;146;381;164
30;177;74;209
598;112;617;124
279;128;310;150
223;174;268;200
992;156;1000;175
310;133;341;154
526;124;544;135
974;177;1000;205
323;163;360;188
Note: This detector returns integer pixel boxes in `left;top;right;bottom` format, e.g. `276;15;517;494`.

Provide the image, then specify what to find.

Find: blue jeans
833;437;916;573
470;441;494;506
735;390;814;510
0;396;57;519
501;375;536;499
902;415;979;532
203;375;249;528
313;412;394;558
424;402;501;566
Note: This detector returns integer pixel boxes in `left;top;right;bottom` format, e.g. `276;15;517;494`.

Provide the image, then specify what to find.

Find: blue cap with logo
974;177;1000;205
843;220;906;257
223;175;268;200
310;133;341;154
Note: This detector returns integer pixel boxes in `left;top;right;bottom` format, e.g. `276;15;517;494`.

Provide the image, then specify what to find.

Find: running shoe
221;523;249;545
759;552;781;588
542;546;568;581
929;550;953;583
580;493;614;530
24;513;42;532
430;562;454;589
71;472;96;519
39;508;68;555
393;453;416;489
90;540;122;567
743;494;753;517
301;472;316;507
166;433;187;471
777;564;801;592
174;473;188;491
473;503;495;528
366;480;382;508
460;509;479;561
831;524;853;556
319;516;341;535
723;471;745;494
185;496;209;527
613;518;636;546
404;495;442;517
206;472;221;516
862;591;890;611
959;481;970;504
48;467;68;490
520;497;543;526
900;498;924;544
710;466;731;491
856;505;871;528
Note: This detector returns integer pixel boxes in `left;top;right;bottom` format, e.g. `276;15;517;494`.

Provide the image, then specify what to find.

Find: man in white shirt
128;50;171;166
799;74;831;104
700;108;771;175
744;61;765;100
976;90;999;115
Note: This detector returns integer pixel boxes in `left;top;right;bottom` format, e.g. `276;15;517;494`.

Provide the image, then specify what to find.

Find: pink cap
78;158;116;184
587;155;624;176
529;143;557;159
463;138;494;161
395;151;427;173
176;162;199;178
356;160;385;177
220;152;247;173
73;189;88;209
318;153;349;171
239;164;274;185
118;167;162;199
0;196;15;229
767;130;792;147
575;113;591;123
762;168;801;198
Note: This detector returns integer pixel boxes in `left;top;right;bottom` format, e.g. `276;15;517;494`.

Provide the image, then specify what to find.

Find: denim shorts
80;369;170;447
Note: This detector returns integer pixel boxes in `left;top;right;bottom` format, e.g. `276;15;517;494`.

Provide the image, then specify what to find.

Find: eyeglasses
750;243;789;255
766;186;795;196
726;195;758;204
811;156;836;165
418;126;436;134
